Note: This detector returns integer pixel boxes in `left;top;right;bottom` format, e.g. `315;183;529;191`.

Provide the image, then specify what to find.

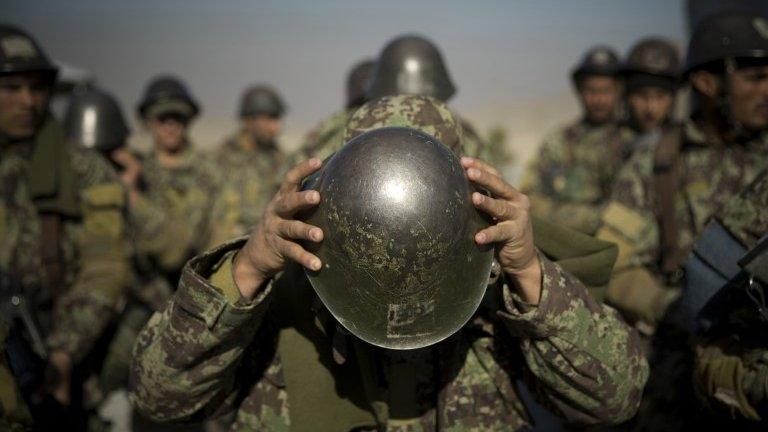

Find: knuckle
519;193;531;211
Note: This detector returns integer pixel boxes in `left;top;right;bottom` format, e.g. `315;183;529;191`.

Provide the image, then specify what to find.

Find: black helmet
238;85;285;118
346;59;375;109
684;10;768;75
622;38;681;93
302;127;493;349
137;75;199;120
571;45;620;82
0;24;58;80
64;87;129;153
366;34;456;102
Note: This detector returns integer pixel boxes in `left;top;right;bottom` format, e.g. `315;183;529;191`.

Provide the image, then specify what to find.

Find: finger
277;219;323;242
277;237;322;271
471;192;520;221
475;222;521;245
461;156;500;177
281;158;322;193
465;166;517;200
274;190;321;216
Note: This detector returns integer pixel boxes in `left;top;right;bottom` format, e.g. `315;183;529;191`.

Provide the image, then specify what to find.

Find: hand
461;157;542;304
45;349;72;406
110;148;143;206
233;158;325;300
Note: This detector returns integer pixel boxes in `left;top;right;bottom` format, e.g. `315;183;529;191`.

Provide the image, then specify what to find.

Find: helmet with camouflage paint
571;45;620;82
238;85;286;118
0;24;58;80
366;34;456;102
301;96;492;350
343;94;463;155
137;75;200;120
684;10;768;75
346;59;375;109
64;87;129;154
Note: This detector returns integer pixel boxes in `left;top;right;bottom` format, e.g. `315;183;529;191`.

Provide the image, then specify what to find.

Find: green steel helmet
343;94;464;155
137;75;200;120
346;59;376;109
571;45;620;82
302;126;493;349
238;85;286;118
684;10;768;75
366;34;456;102
0;24;58;80
622;37;681;79
64;87;129;153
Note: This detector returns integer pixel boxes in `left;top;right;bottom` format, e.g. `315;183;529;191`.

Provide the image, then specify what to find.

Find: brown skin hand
0;72;52;140
232;157;543;305
577;75;621;125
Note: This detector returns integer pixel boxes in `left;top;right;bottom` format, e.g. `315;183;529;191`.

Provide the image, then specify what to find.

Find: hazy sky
5;0;687;157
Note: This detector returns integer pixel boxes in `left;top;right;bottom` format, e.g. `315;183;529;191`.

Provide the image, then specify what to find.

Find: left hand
45;349;73;406
462;157;542;304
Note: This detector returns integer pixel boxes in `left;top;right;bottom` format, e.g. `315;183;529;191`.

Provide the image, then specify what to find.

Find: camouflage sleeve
499;252;649;425
130;239;272;422
48;148;132;362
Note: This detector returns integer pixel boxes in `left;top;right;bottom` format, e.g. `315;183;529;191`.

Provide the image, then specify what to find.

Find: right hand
233;158;325;300
110;148;143;206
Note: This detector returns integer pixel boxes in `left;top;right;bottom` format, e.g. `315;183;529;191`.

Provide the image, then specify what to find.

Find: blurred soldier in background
621;37;681;153
0;24;130;430
521;45;633;235
298;58;375;160
597;10;768;431
208;85;288;247
365;34;500;163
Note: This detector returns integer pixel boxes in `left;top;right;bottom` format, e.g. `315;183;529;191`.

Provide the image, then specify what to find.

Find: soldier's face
627;87;674;132
727;65;768;131
0;73;52;140
147;114;188;153
577;76;620;124
243;115;282;144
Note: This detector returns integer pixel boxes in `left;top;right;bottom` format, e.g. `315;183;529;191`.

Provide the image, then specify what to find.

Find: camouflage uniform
597;121;768;324
522;120;635;235
208;134;287;247
0;119;131;429
131;146;220;287
130;95;648;431
692;171;768;422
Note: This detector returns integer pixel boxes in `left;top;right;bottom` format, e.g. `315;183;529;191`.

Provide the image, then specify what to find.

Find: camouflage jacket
130;239;647;431
522;119;635;235
298;108;490;162
597;120;768;324
208;134;287;247
131;146;219;287
0;120;130;362
693;170;768;422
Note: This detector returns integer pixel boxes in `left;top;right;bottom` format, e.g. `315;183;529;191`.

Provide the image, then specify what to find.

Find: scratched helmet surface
302;126;493;349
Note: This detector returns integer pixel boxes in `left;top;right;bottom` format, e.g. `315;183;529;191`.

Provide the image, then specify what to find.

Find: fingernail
312;259;321;270
308;191;320;203
309;158;321;167
311;228;322;241
476;232;486;243
472;192;483;204
461;156;473;164
468;168;480;178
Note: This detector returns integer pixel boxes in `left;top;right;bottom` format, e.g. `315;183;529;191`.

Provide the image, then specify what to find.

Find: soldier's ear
690;71;720;99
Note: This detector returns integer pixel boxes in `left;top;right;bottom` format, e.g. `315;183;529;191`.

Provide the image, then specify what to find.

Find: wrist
507;254;542;305
232;248;269;301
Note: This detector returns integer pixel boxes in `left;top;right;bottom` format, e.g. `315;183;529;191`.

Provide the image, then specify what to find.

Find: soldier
130;95;648;431
298;58;375;161
208;85;288;247
521;46;634;235
365;34;496;162
63;88;174;397
0;25;130;429
685;170;768;424
595;10;768;431
124;75;219;287
621;37;681;152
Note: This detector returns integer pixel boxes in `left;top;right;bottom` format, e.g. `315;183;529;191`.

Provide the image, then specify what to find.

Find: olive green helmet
137;75;199;120
571;45;620;82
301;95;492;349
64;87;129;153
0;24;58;81
239;85;286;118
366;34;456;102
346;59;375;109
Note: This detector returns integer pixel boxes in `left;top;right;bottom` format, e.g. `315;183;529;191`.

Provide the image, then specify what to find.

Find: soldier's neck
155;142;189;168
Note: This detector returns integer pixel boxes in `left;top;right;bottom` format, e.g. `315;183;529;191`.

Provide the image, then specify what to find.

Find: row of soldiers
0;8;767;432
